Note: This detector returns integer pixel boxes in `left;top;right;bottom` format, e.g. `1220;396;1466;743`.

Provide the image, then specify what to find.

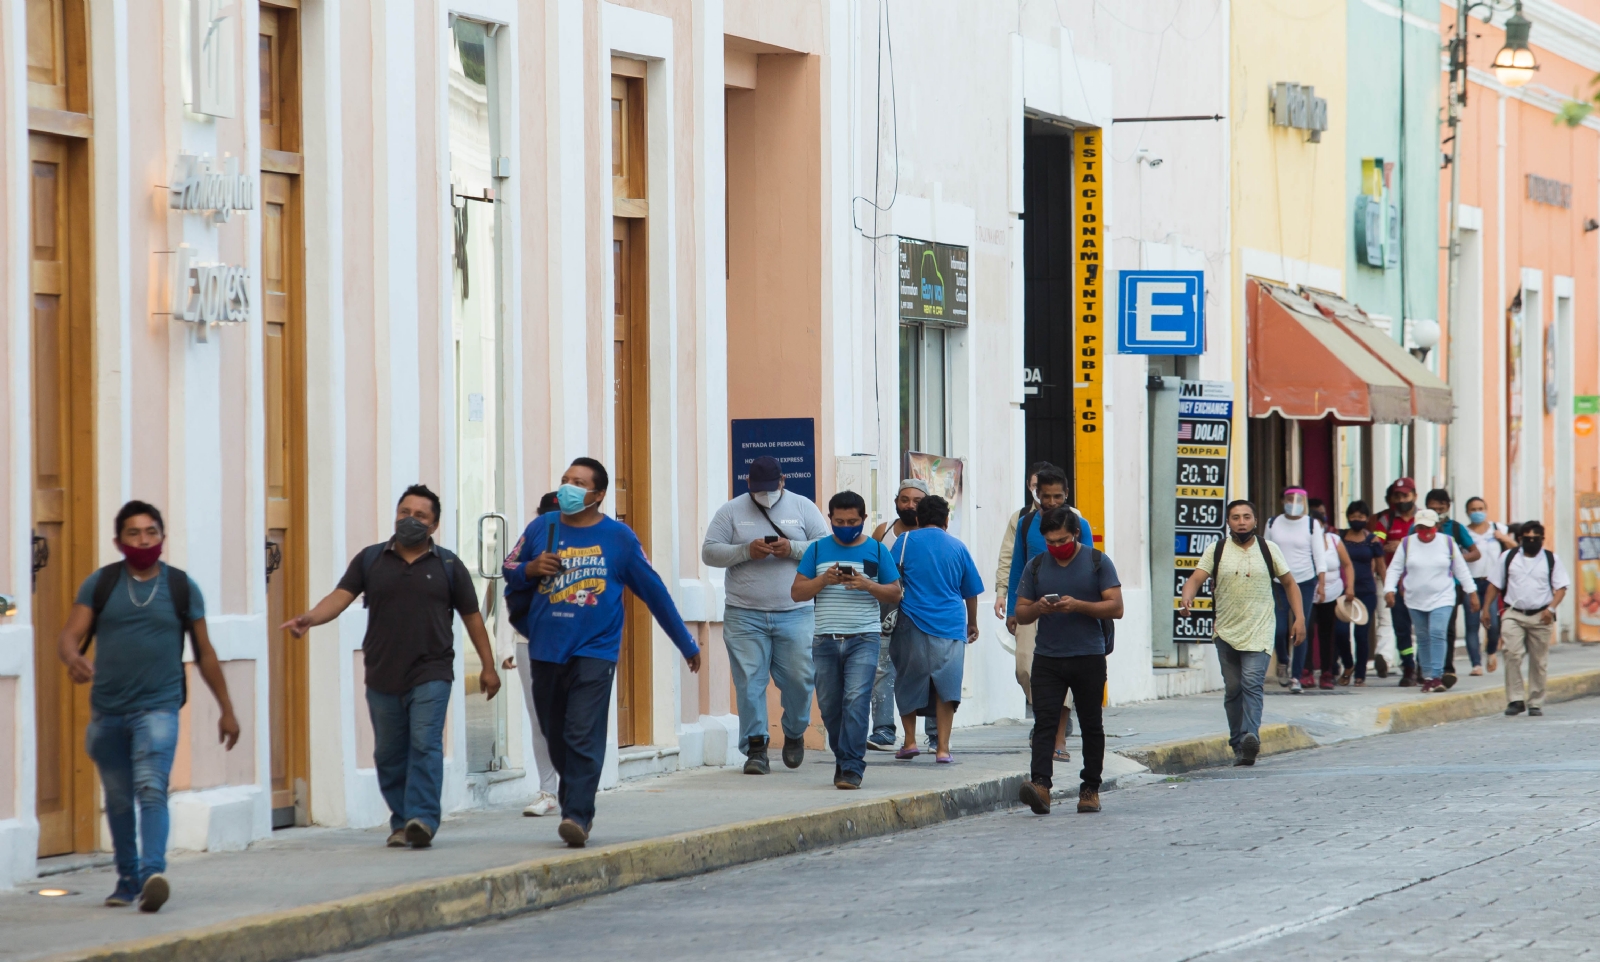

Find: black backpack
1023;549;1116;655
1207;535;1282;638
1502;547;1557;606
353;542;466;609
79;562;196;706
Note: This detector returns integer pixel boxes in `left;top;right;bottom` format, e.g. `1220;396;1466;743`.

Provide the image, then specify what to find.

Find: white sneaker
523;792;559;817
1289;678;1303;693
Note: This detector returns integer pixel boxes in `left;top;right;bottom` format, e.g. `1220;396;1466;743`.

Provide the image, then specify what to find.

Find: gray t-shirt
77;565;205;715
1016;548;1120;658
701;491;830;611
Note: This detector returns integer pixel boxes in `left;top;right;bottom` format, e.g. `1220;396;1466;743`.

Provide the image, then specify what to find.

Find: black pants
1029;654;1105;790
530;656;615;828
1310;601;1340;676
1443;585;1467;675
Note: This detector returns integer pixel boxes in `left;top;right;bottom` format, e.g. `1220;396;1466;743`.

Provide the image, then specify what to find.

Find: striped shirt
798;537;900;635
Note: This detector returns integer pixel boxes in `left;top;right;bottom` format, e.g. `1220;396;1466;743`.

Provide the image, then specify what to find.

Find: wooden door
611;65;651;747
30;133;94;856
260;2;308;829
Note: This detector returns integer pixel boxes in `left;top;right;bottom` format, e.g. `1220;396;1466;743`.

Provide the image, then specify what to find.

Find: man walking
867;480;930;751
1181;500;1303;766
501;490;562;818
284;485;502;849
504;459;701;845
1013;508;1122;815
1264;487;1325;692
58;501;241;912
702;455;830;774
791;491;901;789
1372;478;1421;684
1484;520;1569;717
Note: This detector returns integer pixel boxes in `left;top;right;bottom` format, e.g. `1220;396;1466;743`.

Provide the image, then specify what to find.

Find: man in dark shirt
1011;508;1123;816
283;484;501;848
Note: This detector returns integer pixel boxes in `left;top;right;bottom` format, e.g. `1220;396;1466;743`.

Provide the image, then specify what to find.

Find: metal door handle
477;512;509;580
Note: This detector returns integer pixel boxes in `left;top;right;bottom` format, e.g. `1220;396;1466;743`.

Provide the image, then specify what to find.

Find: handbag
880;531;912;634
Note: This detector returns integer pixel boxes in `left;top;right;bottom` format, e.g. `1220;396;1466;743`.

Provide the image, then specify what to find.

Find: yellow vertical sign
1073;128;1105;543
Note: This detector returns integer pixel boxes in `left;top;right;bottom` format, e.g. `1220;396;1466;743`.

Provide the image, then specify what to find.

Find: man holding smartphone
791;491;902;789
1012;508;1123;815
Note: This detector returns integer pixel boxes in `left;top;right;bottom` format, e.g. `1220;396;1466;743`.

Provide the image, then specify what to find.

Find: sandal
1338;667;1353;686
1053;748;1072;763
1353;678;1365;687
895;746;920;760
936;754;953;764
1470;666;1484;676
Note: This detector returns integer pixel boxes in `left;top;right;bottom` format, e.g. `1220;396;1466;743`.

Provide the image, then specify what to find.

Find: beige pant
1014;620;1072;710
1501;608;1553;707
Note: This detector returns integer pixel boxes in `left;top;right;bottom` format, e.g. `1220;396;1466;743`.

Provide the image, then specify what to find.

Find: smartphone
1042;594;1061;604
763;535;779;544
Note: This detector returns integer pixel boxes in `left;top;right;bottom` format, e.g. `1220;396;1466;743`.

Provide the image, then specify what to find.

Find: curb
1376;666;1600;733
1120;722;1317;774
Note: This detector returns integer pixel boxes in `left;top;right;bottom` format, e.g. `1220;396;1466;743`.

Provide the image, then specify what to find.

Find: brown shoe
1077;786;1101;813
1019;779;1051;815
386;829;407;848
558;818;589;848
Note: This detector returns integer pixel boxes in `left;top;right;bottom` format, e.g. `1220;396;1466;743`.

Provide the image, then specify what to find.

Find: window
900;321;948;457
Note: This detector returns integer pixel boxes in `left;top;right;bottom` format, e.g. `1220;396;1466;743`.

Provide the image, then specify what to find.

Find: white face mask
752;490;779;508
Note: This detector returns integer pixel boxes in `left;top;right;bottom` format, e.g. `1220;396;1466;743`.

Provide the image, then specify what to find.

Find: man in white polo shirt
1483;520;1570;717
1265;487;1326;692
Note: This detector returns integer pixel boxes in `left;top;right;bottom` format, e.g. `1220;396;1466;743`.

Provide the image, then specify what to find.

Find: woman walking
889;495;984;763
1340;501;1385;686
1465;496;1515;674
1383;508;1478;692
1309;500;1355;688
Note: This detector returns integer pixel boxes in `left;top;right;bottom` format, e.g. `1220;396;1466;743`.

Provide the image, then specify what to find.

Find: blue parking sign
1117;270;1204;354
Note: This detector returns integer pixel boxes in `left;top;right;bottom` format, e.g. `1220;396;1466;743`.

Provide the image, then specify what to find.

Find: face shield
1282;488;1309;520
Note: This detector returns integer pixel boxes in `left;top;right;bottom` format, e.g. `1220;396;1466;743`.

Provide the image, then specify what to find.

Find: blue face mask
832;523;864;543
1469;511;1487;525
557;484;591;516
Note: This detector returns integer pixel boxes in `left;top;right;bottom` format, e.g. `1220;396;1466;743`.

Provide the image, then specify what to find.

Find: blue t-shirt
895;527;985;640
76;564;205;715
504;513;699;664
798;537;900;635
1006;510;1094;616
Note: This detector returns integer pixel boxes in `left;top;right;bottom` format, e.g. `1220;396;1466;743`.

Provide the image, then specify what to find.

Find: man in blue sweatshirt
503;458;701;848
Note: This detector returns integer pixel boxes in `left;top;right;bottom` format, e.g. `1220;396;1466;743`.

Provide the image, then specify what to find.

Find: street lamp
1491;3;1539;88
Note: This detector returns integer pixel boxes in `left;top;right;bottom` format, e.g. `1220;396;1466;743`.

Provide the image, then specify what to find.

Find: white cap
1413;508;1440;528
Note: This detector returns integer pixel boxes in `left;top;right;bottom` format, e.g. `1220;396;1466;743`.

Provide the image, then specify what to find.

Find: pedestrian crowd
56;462;1566;913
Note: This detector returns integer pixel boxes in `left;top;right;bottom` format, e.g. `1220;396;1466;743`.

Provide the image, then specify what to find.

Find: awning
1304;291;1454;423
1247;278;1412;423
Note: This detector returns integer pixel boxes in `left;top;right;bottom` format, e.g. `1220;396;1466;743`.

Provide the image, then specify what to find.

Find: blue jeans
723;606;816;745
1214;642;1269;748
1274;578;1316;679
1410;605;1453;680
86;709;180;883
812;633;880;777
365;679;451;834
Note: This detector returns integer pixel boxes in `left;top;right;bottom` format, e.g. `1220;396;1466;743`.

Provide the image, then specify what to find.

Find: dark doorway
1023;118;1076;499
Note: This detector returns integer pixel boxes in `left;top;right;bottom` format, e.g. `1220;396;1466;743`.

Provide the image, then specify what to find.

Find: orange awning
1304;291;1454;423
1247;278;1412;423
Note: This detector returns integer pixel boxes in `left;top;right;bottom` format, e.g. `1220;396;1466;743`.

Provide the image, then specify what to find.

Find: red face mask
1415;527;1437;544
117;540;164;569
1046;541;1077;561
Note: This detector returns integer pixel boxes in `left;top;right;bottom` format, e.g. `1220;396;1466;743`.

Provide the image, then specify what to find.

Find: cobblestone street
329;699;1600;961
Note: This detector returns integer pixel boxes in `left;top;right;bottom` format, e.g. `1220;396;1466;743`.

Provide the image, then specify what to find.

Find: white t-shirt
1266;514;1328;583
1488;548;1572;610
1466;523;1506;579
1317;530;1345;601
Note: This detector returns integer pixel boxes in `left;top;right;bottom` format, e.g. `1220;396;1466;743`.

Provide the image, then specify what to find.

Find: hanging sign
1577;493;1600;643
1172;380;1234;642
897;238;969;326
170;154;254;222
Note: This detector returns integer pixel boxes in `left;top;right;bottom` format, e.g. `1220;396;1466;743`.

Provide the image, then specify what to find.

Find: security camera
1136;149;1164;167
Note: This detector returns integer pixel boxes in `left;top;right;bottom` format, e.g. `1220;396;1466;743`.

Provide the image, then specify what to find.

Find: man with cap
703;456;831;773
1372;478;1422;686
1383;508;1478;693
867;479;935;750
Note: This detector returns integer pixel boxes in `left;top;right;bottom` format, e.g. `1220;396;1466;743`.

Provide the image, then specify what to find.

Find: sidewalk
13;642;1600;962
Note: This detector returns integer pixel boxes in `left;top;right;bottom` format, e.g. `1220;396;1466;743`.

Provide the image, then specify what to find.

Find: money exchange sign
1172;380;1233;643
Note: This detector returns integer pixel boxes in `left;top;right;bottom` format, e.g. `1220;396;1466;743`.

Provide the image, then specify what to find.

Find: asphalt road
327;699;1600;961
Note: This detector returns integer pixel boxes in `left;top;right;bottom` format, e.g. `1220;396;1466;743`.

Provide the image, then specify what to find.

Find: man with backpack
503;459;701;846
1012;508;1122;816
500;491;561;818
283;484;501;849
1180;500;1303;766
1483;520;1569;717
57;501;241;913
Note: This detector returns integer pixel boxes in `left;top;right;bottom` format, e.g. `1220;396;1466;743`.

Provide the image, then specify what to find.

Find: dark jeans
1310;600;1339;676
813;633;880;777
366;678;451;834
1337;586;1378;679
1274;578;1315;678
1476;577;1501;656
1029;654;1105;790
1391;590;1416;669
86;709;180;883
530;656;615;828
1443;585;1471;674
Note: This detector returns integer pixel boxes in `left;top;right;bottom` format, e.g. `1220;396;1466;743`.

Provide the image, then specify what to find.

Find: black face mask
1230;527;1256;545
395;516;430;547
1348;519;1368;531
1522;537;1544;557
897;507;918;526
1392;499;1416;516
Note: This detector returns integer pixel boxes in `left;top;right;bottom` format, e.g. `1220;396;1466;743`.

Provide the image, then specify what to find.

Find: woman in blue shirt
1340;501;1387;686
889;496;984;763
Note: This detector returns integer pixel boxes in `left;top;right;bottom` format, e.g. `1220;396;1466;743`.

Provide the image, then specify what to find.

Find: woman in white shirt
1384;509;1480;693
1464;497;1516;674
1309;499;1356;688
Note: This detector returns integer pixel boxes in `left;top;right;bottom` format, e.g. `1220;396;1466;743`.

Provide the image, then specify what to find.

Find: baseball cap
1388;477;1417;496
747;456;783;492
1413;507;1439;528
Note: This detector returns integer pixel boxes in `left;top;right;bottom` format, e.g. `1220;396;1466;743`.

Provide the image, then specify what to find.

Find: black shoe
1019;780;1052;815
1505;700;1526;716
1399;666;1418;687
404;818;434;848
782;734;805;769
1237;732;1260;766
1528;706;1544;716
1442;670;1458;690
137;873;170;913
1374;654;1389;678
835;769;862;790
743;736;770;774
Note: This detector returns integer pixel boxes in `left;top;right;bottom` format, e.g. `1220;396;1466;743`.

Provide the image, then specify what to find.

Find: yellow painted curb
1120;722;1316;774
1376;667;1600;733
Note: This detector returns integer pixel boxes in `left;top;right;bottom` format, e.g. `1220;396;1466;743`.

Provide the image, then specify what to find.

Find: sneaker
404;818;435;848
1374;654;1390;678
835;769;862;790
1019;779;1051;815
137;873;170;914
867;731;897;751
781;734;805;769
386;829;408;848
1290;678;1303;693
1076;786;1102;813
105;877;140;907
557;818;589;848
1299;671;1315;688
1238;732;1260;766
1399;666;1418;687
743;736;770;775
523;792;559;817
1529;706;1544;716
1318;674;1336;690
1276;664;1290;687
1505;700;1526;716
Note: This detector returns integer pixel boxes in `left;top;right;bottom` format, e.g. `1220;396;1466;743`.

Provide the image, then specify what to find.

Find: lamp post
1444;0;1536;500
